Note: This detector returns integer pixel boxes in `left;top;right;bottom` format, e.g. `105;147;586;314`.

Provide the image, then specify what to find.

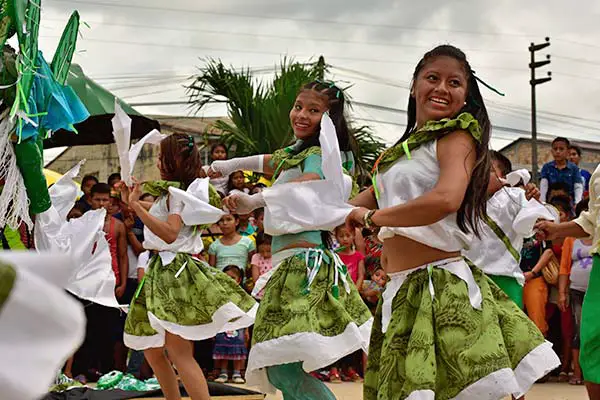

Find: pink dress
338;250;365;283
251;253;272;299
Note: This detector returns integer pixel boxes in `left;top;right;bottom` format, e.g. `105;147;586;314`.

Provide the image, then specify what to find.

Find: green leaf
187;57;386;185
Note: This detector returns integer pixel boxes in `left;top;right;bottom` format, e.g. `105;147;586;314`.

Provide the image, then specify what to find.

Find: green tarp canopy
43;64;160;148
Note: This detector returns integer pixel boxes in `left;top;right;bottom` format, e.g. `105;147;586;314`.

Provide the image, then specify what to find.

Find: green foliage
187;58;385;182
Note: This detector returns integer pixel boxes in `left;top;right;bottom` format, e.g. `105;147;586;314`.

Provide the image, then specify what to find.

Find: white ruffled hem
123;301;256;350
512;340;560;397
221;302;259;332
402;341;560;400
123;332;164;350
245;318;373;394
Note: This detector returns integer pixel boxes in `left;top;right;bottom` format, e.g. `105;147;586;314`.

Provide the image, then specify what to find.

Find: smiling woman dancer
345;45;560;400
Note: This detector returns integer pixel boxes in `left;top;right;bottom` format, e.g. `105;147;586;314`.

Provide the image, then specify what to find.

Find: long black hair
292;80;354;154
402;45;491;235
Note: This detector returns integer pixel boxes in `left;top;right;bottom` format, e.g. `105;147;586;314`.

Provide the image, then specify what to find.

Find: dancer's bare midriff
382;235;460;273
278;241;320;252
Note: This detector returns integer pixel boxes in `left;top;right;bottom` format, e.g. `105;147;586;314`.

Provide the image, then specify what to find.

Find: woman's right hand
223;192;265;214
534;220;560;241
206;165;222;179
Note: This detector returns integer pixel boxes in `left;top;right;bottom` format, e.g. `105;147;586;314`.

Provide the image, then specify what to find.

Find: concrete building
499;137;600;176
45;116;227;182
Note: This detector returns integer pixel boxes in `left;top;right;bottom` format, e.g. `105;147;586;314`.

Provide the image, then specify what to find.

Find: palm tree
187;57;385;183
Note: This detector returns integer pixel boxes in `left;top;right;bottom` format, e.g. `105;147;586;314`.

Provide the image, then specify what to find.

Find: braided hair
292;80;353;154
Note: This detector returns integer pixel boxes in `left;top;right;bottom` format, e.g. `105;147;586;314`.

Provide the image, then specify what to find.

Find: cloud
40;0;600;149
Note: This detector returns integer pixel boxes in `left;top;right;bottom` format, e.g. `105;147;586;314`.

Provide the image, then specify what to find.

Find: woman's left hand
525;183;541;201
345;207;369;231
128;177;143;204
115;181;130;204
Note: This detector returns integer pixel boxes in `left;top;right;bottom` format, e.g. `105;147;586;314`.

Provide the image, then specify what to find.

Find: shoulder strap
484;216;521;263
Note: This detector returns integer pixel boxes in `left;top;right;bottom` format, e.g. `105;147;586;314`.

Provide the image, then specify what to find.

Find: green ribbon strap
371;112;481;200
484;216;521;263
375;112;481;173
271;145;322;181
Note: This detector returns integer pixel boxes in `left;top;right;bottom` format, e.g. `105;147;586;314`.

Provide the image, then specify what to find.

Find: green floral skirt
364;257;560;400
124;253;257;350
246;248;373;392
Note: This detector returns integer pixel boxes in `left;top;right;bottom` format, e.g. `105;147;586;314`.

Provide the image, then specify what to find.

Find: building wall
46;115;226;182
500;140;600;174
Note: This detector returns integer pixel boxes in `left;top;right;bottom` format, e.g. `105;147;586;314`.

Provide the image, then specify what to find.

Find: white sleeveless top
376;140;472;252
143;196;205;254
143;178;225;255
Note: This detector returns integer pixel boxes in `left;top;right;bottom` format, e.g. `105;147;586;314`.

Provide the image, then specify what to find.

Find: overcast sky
39;0;600;155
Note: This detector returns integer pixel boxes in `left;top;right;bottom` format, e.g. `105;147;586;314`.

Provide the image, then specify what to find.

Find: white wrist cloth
227;192;266;215
211;155;264;176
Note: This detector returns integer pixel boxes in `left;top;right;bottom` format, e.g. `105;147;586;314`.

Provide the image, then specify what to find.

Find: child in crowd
208;214;255;272
228;170;249;196
237;212;257;237
250;233;273;300
360;267;387;313
108;173;121;189
335;225;365;290
559;199;592;386
213;265;250;384
541;137;583;204
75;175;99;214
547;183;572;205
254;208;265;235
203;143;230;196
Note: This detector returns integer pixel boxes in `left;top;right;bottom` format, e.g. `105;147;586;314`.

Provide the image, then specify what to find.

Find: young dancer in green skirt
119;134;257;400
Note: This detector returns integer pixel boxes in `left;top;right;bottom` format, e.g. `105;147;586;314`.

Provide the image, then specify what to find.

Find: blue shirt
580;168;592;192
540;161;583;199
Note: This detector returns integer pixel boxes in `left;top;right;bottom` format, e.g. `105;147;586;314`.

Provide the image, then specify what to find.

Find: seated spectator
540;137;583;204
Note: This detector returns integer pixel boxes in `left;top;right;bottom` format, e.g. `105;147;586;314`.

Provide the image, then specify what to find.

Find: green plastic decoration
14;135;50;214
51;11;79;85
12;0;41;122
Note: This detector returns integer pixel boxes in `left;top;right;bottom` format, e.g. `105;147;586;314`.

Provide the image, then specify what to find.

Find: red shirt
338;251;365;283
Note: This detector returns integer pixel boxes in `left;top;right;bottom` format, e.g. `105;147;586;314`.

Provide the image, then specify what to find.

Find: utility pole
529;37;552;182
316;55;326;80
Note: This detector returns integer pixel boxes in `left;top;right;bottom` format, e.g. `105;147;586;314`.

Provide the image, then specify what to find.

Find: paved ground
237;382;588;400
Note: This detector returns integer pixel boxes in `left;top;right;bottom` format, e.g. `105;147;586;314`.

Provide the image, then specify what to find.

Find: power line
554;55;600;67
47;0;543;38
41;34;528;72
40;16;525;56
